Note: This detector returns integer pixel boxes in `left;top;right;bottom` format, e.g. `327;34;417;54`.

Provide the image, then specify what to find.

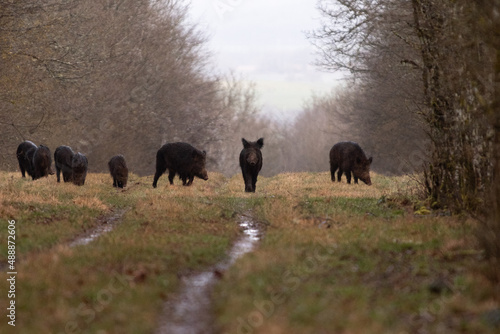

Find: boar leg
345;171;352;184
18;158;26;178
330;164;338;182
153;161;167;188
337;169;343;182
251;175;257;192
168;170;176;185
244;175;253;192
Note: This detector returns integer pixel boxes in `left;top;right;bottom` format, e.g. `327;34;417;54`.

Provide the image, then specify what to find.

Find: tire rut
156;213;264;334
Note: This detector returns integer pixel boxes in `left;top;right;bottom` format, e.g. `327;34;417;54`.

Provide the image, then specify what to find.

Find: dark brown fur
108;155;128;188
71;152;88;186
32;145;53;180
152;142;208;188
16;141;37;178
329;141;373;185
239;138;264;192
54;146;75;183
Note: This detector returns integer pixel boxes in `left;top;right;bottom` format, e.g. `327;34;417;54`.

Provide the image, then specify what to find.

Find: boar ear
257;138;264;148
192;150;204;160
242;138;250;148
368;157;373;164
202;150;207;157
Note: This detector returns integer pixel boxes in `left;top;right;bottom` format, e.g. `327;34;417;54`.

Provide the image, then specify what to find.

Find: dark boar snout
364;177;372;186
247;152;259;166
198;168;209;181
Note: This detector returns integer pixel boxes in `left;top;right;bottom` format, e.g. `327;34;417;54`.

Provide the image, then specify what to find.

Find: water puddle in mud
69;209;126;247
156;214;263;334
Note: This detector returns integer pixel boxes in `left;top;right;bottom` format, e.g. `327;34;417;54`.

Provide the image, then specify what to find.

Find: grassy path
0;171;498;333
0;172;240;333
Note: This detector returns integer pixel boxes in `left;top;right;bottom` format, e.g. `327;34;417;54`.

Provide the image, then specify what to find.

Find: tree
410;0;494;210
311;0;496;211
309;0;426;176
0;0;263;176
469;0;500;264
0;1;80;163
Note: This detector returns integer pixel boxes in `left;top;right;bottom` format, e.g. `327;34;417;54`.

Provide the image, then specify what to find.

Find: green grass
0;171;498;333
212;173;498;334
0;172;239;333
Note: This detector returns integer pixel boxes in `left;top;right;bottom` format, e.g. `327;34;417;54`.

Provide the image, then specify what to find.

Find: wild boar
16;141;37;178
32;145;53;180
71;152;88;186
329;141;373;185
239;138;264;192
108;155;128;188
54;145;75;183
152;142;208;188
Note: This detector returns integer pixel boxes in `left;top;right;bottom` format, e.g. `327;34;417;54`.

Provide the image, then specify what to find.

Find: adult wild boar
108;155;128;188
329;141;373;185
25;146;37;178
54;145;75;183
71;152;88;186
16;141;37;178
152;142;208;188
32;145;53;180
239;138;264;192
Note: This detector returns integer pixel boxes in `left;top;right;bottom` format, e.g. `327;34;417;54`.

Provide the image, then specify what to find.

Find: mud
69;208;127;247
156;214;263;334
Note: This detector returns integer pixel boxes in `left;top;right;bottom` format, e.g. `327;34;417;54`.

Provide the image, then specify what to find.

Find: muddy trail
0;208;128;272
156;213;264;334
69;208;128;247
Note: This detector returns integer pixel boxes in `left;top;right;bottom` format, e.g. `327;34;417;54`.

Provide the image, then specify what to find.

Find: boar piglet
54;145;75;183
71;152;88;186
108;155;128;188
32;145;53;180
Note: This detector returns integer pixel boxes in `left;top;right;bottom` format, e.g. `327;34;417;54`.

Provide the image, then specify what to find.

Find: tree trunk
485;40;500;260
411;0;455;206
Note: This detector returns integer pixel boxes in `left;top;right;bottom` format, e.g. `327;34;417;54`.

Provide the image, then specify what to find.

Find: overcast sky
187;0;342;120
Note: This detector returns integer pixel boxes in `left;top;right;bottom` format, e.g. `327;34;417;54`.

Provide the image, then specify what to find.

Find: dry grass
0;170;497;334
0;170;240;333
213;172;499;334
